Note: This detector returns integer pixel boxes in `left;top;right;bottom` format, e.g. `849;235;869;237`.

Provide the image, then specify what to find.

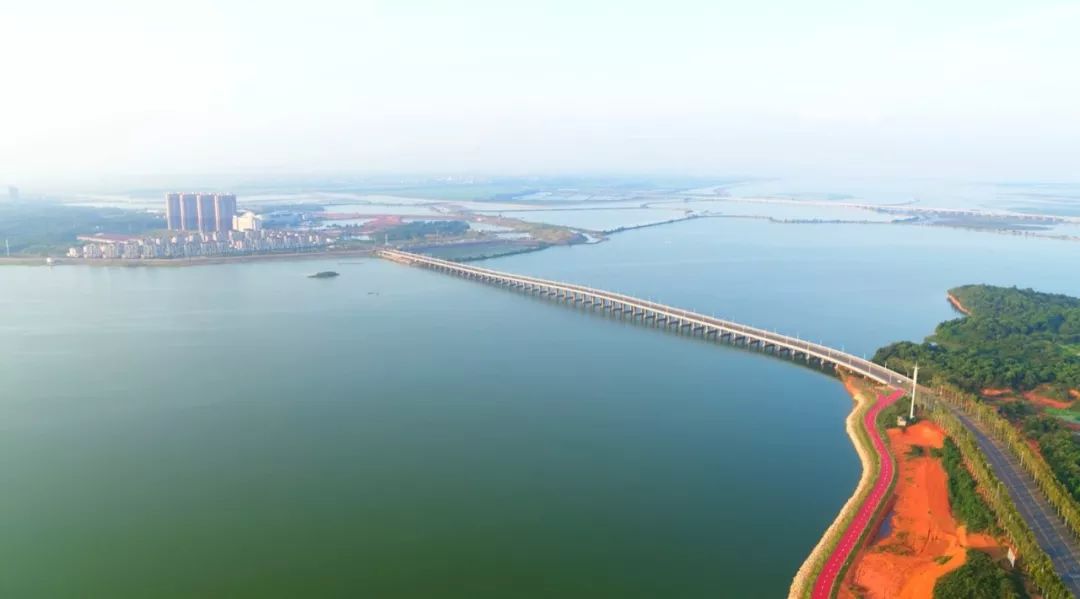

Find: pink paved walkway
811;388;906;599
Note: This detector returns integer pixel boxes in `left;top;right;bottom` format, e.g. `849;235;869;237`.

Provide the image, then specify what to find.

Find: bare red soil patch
1024;390;1073;410
947;293;972;316
839;421;1003;599
981;388;1014;398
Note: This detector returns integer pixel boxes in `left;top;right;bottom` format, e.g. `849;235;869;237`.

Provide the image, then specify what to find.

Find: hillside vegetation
875;285;1080;391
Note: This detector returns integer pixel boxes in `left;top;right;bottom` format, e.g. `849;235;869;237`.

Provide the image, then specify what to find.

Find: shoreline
946;292;972;315
0;248;374;267
789;374;880;598
6;205;1077;269
809;386;904;598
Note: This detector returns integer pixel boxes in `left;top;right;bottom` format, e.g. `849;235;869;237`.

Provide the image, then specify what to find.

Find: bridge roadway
379;248;1080;596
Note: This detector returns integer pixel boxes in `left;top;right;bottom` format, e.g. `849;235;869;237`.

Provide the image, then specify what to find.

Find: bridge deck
379;248;910;386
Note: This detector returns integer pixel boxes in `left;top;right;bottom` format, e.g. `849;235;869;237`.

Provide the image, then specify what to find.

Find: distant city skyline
4;0;1080;184
165;192;237;233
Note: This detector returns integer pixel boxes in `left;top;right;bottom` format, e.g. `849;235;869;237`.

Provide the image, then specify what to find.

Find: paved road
811;389;904;599
953;410;1080;596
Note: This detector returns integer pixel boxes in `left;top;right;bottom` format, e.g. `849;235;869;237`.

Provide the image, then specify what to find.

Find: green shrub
934;549;1025;599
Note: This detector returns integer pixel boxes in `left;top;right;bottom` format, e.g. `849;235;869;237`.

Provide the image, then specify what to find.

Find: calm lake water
2;218;1080;597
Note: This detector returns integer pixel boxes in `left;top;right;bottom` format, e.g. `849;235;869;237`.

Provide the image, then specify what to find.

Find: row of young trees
1023;415;1080;502
928;400;1072;598
931;383;1080;545
940;437;996;534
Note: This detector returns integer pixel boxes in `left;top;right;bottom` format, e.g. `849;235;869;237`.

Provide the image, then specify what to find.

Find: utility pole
910;363;919;420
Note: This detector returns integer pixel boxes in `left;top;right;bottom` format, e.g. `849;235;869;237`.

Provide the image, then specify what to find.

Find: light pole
910;363;919;420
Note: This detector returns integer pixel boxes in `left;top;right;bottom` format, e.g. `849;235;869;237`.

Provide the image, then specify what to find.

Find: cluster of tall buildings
165;192;238;232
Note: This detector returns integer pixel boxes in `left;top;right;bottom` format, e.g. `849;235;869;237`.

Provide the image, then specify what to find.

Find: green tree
934;549;1024;599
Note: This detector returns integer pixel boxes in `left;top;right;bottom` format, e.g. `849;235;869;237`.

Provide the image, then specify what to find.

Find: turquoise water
3;217;1080;597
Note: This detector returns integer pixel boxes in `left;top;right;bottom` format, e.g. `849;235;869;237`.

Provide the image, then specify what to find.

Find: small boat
308;271;340;279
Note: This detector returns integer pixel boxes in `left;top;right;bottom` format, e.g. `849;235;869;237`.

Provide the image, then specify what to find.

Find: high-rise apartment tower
167;192;240;231
165;193;181;229
179;193;199;230
214;194;237;232
197;193;217;232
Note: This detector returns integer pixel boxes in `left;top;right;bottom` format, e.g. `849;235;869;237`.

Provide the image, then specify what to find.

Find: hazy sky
4;0;1079;184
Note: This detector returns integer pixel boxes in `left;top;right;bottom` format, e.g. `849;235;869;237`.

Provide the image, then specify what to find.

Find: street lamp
910;363;919;420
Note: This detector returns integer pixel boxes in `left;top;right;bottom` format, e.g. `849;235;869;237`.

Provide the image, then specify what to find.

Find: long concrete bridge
379;248;913;388
378;248;1080;596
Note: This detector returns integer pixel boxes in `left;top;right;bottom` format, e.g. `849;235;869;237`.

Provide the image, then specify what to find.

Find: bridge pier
378;249;882;387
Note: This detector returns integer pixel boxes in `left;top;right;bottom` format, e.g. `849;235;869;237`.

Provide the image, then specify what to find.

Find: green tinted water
4;217;1080;597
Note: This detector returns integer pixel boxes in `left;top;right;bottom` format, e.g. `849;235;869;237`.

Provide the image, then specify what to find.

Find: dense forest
934;550;1026;599
874;285;1080;391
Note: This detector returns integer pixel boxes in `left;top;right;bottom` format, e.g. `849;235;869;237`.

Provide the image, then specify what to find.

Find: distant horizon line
8;172;1080;194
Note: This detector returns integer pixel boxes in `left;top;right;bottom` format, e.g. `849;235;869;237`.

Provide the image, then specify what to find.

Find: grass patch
877;396;911;429
1044;406;1080;425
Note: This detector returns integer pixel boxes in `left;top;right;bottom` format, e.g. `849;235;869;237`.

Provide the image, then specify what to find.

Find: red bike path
810;388;906;599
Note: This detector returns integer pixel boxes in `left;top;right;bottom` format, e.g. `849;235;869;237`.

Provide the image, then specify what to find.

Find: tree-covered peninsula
874;285;1080;391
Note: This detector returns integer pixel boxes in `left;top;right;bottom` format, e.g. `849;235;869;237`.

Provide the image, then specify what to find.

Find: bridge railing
379;249;912;390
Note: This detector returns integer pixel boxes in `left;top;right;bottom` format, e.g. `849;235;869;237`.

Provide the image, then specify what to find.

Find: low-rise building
233;211;261;232
68;228;330;260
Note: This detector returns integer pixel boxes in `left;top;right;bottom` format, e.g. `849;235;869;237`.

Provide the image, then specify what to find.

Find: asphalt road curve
811;388;905;599
952;410;1080;596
